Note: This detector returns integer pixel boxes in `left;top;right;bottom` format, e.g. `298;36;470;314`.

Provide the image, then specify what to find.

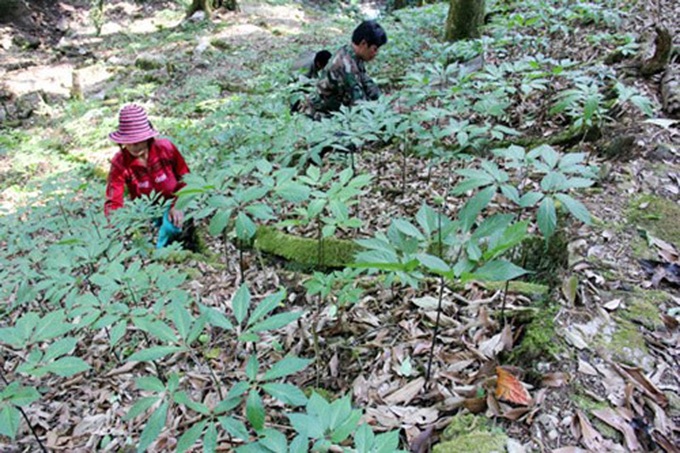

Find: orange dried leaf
495;367;532;406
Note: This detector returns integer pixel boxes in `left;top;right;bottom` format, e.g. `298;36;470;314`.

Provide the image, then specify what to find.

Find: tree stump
661;64;680;118
640;27;672;77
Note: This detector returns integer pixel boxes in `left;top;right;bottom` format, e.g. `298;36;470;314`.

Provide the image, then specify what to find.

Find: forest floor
0;0;679;452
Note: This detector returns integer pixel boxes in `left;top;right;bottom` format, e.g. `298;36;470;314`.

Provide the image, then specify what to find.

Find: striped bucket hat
109;104;158;144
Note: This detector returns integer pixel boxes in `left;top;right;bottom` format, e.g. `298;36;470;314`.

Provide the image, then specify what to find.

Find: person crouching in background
104;104;191;248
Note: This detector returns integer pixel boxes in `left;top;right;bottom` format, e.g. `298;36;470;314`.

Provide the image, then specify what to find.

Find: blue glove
156;208;182;249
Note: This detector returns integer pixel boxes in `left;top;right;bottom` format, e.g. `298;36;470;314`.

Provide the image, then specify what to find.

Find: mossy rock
593;316;655;372
254;226;360;270
627;194;680;247
617;288;669;330
516;231;569;287
508;300;562;366
434;414;507;453
482;280;549;298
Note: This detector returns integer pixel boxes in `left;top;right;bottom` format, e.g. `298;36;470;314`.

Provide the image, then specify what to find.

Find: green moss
508;302;562;366
627;194;680;247
434;414;507;453
594;317;653;371
572;390;622;441
481;281;549;298
517;231;569;287
254;226;360;269
619;288;668;330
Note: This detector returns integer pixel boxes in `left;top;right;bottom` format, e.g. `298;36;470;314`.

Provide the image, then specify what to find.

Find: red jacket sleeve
170;142;190;193
104;155;127;217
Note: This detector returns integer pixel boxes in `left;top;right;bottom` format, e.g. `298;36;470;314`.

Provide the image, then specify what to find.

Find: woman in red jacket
104;104;190;241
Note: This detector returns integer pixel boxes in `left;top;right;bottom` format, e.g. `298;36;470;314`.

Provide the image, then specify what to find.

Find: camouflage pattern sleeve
360;72;381;101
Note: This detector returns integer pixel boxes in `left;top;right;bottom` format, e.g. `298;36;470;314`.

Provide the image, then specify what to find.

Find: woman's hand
168;207;185;227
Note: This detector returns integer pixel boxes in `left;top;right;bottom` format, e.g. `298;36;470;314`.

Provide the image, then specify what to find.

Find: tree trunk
187;0;239;17
444;0;485;42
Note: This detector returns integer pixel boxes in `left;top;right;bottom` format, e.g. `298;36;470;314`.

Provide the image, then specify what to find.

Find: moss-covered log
641;27;672;77
254;226;360;269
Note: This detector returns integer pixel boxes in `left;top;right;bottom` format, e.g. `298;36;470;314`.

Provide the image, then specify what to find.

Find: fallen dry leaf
495;367;532;406
383;377;425;405
591;408;642;452
616;364;669;408
542;372;571;388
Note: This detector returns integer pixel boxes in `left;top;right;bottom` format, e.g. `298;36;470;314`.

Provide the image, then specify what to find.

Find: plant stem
316;218;323;268
401;142;407;197
426;205;445;385
0;370;48;453
189;350;224;400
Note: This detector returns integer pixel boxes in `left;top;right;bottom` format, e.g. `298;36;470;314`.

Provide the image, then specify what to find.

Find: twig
0;369;48;453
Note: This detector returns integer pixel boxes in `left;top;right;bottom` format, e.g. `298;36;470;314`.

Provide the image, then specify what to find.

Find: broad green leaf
540;171;568;192
374;430;400;453
249;311;303;333
136;376;166;393
330;407;362;444
287;413;324;439
235;212;257;241
247;291;285;327
43;337;77;362
466;260;528;282
354;423;374;452
0;406;20;439
133;318;179;344
259;428;288;453
392;219;425;240
537;197;557;238
43;357;90;377
518;191;544;208
246;355;259;381
555;193;591;224
246;203;275;221
209;209;232;236
124;396;160;421
173;392;210;415
200;305;233;330
219;416;250;441
126;346;182;362
33;310;72;343
176;420;207;453
137;401;168;453
170;300;193;342
275;182;310;203
232;284;251;326
109;320;127;346
203;422;217;453
416;253;451;274
458;186;496;233
4;384;40;407
262;383;308;406
246;390;265;432
263;357;312;381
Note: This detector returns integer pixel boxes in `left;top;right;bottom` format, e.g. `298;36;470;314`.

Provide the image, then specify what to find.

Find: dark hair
314;50;332;69
351;20;387;47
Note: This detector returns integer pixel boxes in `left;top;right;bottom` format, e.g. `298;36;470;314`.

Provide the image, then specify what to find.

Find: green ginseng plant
355;192;531;384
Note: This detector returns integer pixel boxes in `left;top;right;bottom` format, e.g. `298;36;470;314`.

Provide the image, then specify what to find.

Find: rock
134;53;166;71
194;37;211;55
15;92;45;119
12;33;40;50
56;17;69;33
0;106;7;124
661;64;680;118
650;144;676;161
188;11;207;22
597;135;637;160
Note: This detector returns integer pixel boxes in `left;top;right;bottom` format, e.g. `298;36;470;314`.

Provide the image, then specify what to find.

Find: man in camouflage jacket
305;20;387;119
